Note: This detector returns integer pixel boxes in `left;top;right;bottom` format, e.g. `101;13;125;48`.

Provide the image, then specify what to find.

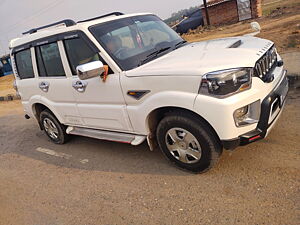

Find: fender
126;91;198;135
28;95;66;124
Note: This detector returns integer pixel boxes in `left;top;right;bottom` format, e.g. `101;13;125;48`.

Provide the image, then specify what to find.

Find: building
201;0;262;26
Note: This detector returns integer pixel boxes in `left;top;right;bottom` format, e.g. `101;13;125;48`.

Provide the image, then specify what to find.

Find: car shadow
0;114;192;175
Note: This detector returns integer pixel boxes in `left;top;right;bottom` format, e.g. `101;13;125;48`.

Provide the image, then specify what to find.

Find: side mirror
76;61;104;80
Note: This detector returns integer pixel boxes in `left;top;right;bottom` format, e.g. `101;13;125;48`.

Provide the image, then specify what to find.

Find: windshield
89;15;184;70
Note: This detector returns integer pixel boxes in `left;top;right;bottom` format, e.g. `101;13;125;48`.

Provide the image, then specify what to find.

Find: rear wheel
156;112;222;173
40;110;69;144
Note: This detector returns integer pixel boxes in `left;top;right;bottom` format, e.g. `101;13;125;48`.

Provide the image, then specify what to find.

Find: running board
66;126;146;146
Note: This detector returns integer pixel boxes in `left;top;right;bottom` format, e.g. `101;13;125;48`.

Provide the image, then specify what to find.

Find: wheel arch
32;103;62;130
146;106;221;149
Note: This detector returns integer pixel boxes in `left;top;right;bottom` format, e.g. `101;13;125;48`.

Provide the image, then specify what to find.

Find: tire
40;110;69;144
156;111;222;173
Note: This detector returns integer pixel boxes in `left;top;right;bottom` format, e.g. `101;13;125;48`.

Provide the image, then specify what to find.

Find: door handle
39;81;50;92
72;80;87;93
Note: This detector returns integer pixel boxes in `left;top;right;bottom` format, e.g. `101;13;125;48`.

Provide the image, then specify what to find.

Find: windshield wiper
138;47;171;66
175;40;187;49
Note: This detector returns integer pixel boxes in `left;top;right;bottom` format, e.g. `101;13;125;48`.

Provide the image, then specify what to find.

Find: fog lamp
233;100;261;127
234;106;248;119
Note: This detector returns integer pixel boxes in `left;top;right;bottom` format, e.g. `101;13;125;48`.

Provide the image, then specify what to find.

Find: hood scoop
228;40;242;48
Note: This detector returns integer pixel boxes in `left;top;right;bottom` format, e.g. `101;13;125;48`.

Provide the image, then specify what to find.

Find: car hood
125;36;274;77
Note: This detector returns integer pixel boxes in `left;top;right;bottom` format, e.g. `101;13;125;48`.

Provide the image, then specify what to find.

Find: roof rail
77;12;124;23
22;19;76;35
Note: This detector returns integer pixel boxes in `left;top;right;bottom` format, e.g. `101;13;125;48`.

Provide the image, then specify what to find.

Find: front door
237;0;252;21
63;36;132;132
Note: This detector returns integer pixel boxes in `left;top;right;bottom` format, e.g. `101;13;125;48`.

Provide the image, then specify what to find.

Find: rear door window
35;42;65;77
15;49;34;79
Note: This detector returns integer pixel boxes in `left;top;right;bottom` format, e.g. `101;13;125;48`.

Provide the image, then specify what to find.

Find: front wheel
156;112;222;173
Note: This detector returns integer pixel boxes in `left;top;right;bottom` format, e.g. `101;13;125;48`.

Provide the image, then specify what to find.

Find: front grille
254;45;278;82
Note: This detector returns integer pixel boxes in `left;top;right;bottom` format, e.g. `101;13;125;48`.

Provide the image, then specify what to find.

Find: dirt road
0;90;299;225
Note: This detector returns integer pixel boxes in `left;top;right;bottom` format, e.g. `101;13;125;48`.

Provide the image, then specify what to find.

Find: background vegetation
164;5;200;26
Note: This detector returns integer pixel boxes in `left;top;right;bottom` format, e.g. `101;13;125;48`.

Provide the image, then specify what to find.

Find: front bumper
223;71;289;150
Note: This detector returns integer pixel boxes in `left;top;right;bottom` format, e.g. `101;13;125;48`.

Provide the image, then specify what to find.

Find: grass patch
262;0;300;16
286;34;300;49
287;39;297;48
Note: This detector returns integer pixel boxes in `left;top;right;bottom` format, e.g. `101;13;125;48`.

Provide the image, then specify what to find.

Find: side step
66;126;146;146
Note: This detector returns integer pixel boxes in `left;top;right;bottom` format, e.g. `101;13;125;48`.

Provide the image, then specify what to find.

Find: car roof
185;9;201;18
9;12;152;49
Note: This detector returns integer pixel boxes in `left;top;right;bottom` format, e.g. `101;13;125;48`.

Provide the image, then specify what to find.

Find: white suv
10;12;289;173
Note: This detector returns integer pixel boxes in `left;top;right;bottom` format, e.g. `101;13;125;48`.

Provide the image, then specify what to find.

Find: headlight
199;68;252;98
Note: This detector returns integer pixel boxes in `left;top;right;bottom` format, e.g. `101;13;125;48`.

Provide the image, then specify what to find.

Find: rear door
237;0;252;21
12;48;39;105
34;40;82;125
62;34;132;132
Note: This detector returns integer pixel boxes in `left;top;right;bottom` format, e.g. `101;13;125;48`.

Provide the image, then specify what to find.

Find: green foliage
287;37;298;48
164;5;200;26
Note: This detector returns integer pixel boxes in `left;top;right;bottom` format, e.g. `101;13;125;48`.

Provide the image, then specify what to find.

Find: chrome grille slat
254;45;277;82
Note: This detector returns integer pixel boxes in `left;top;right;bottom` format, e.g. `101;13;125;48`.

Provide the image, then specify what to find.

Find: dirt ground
0;90;299;225
0;100;23;117
183;0;300;54
0;75;15;97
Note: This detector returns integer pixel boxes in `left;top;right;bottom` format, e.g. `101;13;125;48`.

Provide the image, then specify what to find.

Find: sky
0;0;203;55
